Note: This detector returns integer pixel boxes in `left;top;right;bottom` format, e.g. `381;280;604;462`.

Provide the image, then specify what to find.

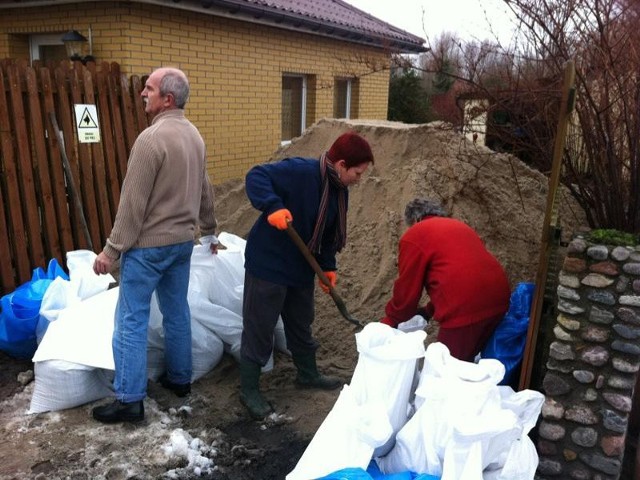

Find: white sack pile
287;323;544;480
28;232;287;414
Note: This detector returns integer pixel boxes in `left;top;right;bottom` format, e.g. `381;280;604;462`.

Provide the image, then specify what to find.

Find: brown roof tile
231;0;426;51
0;0;426;52
255;0;422;41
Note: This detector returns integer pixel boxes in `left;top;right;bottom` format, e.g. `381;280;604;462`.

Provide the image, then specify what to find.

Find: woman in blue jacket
240;132;374;419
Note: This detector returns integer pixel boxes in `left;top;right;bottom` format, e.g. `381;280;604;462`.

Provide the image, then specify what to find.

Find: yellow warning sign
74;104;101;143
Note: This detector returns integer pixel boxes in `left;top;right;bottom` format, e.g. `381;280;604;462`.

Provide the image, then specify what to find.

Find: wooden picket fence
0;59;149;294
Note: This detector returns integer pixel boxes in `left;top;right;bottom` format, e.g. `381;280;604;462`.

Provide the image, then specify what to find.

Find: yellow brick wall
0;2;391;183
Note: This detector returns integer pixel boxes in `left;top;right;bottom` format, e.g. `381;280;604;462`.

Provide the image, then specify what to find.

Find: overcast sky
343;0;516;44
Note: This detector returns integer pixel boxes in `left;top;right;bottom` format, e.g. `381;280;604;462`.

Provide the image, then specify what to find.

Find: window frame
29;33;65;62
334;78;352;119
281;74;308;145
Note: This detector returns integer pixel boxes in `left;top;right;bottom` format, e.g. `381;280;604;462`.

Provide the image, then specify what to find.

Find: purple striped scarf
308;152;347;254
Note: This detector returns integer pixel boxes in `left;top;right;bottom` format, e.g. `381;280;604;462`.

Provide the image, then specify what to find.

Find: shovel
286;222;362;328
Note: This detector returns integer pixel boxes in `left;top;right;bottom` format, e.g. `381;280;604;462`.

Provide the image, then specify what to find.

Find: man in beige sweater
92;67;218;423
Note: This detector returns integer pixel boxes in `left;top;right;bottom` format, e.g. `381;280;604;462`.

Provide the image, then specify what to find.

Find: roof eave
0;0;427;53
194;0;427;53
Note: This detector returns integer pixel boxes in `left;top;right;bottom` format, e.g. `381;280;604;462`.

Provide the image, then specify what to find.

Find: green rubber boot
239;359;273;420
293;352;341;390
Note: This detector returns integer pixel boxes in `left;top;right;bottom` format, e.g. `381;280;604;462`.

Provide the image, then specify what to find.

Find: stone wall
536;235;640;479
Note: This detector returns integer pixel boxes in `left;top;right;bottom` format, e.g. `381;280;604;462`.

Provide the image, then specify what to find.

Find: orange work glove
267;208;293;230
319;271;337;294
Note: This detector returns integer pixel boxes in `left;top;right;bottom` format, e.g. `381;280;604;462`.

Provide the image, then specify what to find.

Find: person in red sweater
380;198;510;362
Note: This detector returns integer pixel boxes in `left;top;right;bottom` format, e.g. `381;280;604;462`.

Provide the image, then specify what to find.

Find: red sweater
383;216;510;329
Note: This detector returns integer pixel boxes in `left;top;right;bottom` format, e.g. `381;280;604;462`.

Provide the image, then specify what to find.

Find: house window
29;33;67;63
282;75;307;143
334;79;352;119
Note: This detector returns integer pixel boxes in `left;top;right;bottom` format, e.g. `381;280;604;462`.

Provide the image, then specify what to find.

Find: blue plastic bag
318;468;375;480
31;258;69;282
367;460;439;480
481;282;535;387
0;258;69;358
317;460;440;480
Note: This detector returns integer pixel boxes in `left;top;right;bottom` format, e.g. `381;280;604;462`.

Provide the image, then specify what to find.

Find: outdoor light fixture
61;30;95;64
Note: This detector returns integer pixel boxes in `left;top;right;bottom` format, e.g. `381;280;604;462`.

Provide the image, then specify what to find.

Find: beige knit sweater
103;109;217;259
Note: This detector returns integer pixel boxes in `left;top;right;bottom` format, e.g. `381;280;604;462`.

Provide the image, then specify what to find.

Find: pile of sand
215;118;586;365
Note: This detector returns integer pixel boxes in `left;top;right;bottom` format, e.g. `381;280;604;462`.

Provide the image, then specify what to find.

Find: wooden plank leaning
54;66;90;250
49;111;93;251
518;60;576;391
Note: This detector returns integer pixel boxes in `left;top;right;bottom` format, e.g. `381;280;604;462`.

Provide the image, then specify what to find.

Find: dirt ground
0;119;586;480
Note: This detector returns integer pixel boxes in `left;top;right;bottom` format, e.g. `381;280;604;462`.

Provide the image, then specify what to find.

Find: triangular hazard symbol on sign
78;107;98;128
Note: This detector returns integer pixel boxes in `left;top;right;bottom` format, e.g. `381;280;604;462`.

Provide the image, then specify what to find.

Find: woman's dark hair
327;132;374;168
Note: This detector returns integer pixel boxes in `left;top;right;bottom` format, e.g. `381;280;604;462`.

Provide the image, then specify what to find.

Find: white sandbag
33;287;119;370
66;250;115;301
188;296;281;372
146;293;225;382
217;231;247;251
273;318;288;354
497;386;545;439
350;322;426;457
442;386;544;480
30;288;117;414
147;292;166;381
414;341;505;412
147;319;224;382
39;276;80;324
441;406;520;480
37;276;81;343
397;315;428;333
286;385;392;480
189;235;289;369
37;249;115;342
376;342;507;477
189;295;243;357
190;242;244;314
30;232;286;412
28;360;113;414
483;387;544;480
488;434;539;480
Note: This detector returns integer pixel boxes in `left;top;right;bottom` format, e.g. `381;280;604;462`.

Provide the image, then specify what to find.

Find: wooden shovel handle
285;223;331;286
285;222;362;327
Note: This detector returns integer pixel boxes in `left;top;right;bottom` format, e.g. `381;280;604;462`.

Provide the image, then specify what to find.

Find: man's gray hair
404;198;449;225
159;68;190;109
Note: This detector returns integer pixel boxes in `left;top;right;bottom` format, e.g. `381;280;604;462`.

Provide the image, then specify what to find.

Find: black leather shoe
92;399;144;424
159;374;191;397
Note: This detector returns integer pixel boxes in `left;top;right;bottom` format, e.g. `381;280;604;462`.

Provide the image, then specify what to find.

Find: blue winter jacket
244;157;346;287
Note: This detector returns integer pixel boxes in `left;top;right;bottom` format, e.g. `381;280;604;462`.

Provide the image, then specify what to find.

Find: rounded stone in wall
539;421;566;440
537;457;563;475
543;372;572;395
571;427;598;447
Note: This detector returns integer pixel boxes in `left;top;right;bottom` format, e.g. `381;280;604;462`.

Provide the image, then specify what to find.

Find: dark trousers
240;272;318;366
436;313;504;362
